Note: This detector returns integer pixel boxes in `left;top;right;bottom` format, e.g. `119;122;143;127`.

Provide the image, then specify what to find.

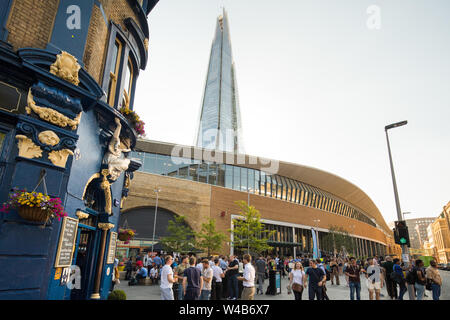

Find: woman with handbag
288;262;307;300
426;260;442;300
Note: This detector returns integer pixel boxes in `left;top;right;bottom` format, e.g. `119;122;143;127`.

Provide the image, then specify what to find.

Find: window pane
266;175;273;197
198;163;208;183
259;171;265;196
217;164;225;187
124;60;132;94
178;166;188;179
208;163;217;185
240;167;248;192
233;166;240;191
225;165;233;189
110;41;120;74
190;164;199;181
144;153;156;173
278;176;284;200
248;169;254;193
156;155;170;175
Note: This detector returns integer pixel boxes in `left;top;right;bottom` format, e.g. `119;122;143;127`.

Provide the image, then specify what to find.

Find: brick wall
122;172;212;234
124;172;388;255
83;0;144;87
6;0;59;50
83;4;109;84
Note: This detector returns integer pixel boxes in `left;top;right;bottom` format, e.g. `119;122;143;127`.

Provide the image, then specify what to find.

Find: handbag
292;283;303;292
425;278;433;291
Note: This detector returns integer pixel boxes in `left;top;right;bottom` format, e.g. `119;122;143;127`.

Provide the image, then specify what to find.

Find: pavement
115;270;450;300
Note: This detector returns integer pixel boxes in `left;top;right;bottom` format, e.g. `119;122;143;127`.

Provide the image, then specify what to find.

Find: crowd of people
121;252;443;301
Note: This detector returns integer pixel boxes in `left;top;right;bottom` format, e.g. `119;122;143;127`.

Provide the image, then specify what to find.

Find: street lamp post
151;188;161;256
385;120;410;266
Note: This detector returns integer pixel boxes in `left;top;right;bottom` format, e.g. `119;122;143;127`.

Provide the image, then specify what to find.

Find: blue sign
275;271;281;294
311;228;321;259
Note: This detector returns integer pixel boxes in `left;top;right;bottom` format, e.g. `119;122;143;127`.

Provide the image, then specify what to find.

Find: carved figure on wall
102;118;131;181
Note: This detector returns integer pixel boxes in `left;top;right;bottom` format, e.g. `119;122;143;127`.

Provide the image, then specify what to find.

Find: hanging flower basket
18;206;51;223
119;107;146;137
0;188;67;224
118;228;136;243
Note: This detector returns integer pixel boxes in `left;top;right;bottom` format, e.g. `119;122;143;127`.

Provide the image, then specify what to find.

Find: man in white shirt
211;258;225;300
237;254;256;300
200;259;213;300
160;255;178;300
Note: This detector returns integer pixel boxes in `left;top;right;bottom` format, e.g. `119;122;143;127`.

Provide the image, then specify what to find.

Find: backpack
326;269;331;281
405;268;417;285
128;277;138;286
390;271;402;284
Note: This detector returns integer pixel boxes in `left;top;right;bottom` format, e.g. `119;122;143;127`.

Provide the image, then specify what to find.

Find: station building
0;0;159;299
121;139;396;258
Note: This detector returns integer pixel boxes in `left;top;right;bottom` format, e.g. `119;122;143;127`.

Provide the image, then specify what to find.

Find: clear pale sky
134;0;450;226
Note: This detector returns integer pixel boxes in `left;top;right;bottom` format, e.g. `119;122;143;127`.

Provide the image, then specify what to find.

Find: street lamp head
385;121;407;131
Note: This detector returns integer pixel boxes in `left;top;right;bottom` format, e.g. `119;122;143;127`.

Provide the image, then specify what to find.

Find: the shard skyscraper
195;9;244;154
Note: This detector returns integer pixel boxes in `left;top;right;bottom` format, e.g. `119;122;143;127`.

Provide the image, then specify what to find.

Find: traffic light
394;221;410;247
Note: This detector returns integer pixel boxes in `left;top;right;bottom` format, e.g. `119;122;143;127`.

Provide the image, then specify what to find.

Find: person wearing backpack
392;258;407;300
316;258;330;300
405;261;417;300
414;259;427;300
382;256;397;299
306;259;326;300
426;260;442;300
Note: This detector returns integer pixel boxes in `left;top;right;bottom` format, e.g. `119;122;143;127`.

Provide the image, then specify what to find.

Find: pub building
0;0;159;299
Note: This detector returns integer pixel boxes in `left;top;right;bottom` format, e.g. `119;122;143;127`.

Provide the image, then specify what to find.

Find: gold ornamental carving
50;51;81;86
26;89;82;130
38;130;60;146
76;210;90;220
144;38;149;51
101;169;112;215
16;135;42;159
98;223;115;231
48;149;74;168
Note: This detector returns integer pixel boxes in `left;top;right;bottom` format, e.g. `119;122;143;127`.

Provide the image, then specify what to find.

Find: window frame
102;22;140;110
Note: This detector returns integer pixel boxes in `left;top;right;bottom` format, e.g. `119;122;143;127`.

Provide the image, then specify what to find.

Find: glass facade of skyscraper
196;10;244;154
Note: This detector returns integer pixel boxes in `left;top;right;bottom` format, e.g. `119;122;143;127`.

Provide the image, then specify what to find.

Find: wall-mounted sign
55;216;79;267
0;81;25;113
106;232;118;264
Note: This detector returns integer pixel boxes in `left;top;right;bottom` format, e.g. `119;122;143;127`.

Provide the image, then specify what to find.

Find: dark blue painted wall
47;0;95;63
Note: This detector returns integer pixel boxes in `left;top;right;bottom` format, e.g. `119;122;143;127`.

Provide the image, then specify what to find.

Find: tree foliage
228;200;275;255
195;218;226;256
322;225;356;256
160;215;195;254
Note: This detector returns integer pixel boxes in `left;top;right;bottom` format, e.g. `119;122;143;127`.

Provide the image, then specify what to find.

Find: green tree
323;225;355;256
228;200;275;255
160;215;195;254
195;218;226;256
